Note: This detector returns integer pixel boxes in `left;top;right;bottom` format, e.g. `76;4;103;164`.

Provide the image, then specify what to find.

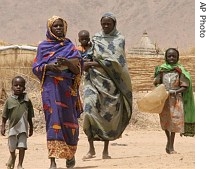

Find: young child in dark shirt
1;76;34;169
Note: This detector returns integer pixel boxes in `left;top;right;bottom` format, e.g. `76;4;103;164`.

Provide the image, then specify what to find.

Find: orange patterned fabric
47;140;77;159
158;71;189;133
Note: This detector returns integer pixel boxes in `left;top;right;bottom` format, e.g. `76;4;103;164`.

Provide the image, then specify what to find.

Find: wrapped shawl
83;13;132;141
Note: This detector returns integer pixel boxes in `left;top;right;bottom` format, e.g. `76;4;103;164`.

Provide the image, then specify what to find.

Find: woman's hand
84;62;93;71
153;78;161;86
57;57;80;74
83;58;92;62
169;89;177;95
83;61;100;71
46;64;61;73
169;86;188;95
57;57;69;66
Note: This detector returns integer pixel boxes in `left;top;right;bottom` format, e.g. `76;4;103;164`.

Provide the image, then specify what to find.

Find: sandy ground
0;126;194;169
0;92;195;169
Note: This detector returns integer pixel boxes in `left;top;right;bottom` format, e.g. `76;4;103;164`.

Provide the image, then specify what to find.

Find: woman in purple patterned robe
32;16;83;169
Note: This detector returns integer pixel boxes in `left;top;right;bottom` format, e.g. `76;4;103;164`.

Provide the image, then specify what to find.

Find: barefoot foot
102;153;111;159
49;162;57;169
6;154;16;169
17;165;24;169
169;150;177;154
82;152;96;160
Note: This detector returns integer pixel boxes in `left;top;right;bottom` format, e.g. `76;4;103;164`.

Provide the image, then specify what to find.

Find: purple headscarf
32;16;82;82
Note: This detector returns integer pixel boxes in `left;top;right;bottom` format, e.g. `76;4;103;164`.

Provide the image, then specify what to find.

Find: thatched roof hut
0;44;38;84
127;31;164;56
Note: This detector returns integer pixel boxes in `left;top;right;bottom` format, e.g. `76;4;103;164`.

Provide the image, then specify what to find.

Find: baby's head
11;76;26;96
78;30;90;47
165;48;179;65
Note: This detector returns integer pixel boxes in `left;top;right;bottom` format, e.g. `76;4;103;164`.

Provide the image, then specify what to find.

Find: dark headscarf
101;12;116;24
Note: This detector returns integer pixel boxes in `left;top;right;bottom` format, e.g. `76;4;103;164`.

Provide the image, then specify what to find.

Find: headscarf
100;12;117;36
101;12;116;23
46;15;67;41
32;16;82;83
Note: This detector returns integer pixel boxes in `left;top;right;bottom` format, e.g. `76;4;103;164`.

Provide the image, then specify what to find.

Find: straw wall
127;55;195;92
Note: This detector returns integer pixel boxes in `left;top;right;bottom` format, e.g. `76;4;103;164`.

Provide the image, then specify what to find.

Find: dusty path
0;127;194;169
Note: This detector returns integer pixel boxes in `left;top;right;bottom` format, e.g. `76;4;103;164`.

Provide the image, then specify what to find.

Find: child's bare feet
165;146;177;154
49;163;57;169
169;150;177;154
17;165;24;169
165;142;170;154
6;154;16;169
168;148;177;154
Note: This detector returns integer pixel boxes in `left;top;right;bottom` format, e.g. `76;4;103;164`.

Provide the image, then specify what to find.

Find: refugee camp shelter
127;31;164;56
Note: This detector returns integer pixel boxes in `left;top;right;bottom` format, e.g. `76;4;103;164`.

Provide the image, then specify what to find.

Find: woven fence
0;45;42;111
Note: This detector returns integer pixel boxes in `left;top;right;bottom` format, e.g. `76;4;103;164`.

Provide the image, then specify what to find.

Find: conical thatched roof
127;31;163;56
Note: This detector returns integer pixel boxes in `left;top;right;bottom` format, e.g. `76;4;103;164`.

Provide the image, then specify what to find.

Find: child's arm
28;118;33;137
1;117;7;136
169;86;188;95
28;100;34;137
1;101;9;136
153;73;162;86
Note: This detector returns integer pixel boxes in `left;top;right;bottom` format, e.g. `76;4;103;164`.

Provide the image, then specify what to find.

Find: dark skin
154;48;187;154
1;77;33;169
84;17;116;160
78;30;91;50
46;19;80;76
78;30;92;61
101;17;115;34
51;18;65;38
